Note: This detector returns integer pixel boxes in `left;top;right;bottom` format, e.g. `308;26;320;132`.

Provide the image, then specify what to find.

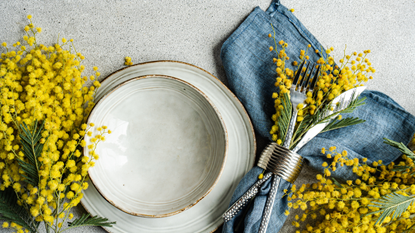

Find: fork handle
257;107;297;232
283;107;298;148
258;175;280;233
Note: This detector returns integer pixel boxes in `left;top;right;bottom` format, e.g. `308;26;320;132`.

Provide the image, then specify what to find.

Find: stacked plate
81;61;255;232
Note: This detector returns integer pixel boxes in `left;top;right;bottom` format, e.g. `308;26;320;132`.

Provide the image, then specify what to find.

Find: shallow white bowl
85;74;228;217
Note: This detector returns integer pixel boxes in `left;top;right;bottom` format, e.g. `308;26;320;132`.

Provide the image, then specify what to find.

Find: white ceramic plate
86;75;228;217
81;61;255;233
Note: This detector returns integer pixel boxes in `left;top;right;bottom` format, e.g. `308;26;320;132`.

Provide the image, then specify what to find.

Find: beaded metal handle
258;175;280;233
257;137;302;233
222;172;272;222
222;143;303;224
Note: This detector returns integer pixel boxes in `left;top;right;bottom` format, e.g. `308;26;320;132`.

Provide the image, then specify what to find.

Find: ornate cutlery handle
257;115;298;232
258;175;280;233
283;108;298;148
223;172;272;222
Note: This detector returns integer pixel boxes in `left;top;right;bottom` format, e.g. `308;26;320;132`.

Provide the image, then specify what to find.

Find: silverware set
223;61;366;233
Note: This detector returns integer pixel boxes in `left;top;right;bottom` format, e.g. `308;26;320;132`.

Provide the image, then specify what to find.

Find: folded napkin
220;0;415;232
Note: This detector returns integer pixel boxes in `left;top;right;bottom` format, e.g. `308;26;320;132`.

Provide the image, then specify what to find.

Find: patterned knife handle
223;172;272;222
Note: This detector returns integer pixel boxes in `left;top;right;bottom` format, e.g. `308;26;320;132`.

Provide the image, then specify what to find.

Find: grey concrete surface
1;0;415;232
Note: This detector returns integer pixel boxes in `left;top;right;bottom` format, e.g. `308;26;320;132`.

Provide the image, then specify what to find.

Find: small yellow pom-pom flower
290;8;294;12
258;173;264;179
124;56;133;66
66;191;74;199
67;160;75;168
70;183;80;192
1;42;7;47
291;184;296;191
93;80;101;87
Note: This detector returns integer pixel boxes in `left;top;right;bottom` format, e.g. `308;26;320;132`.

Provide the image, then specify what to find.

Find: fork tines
292;61;321;93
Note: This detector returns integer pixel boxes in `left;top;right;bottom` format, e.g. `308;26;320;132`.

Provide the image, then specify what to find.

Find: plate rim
85;74;230;218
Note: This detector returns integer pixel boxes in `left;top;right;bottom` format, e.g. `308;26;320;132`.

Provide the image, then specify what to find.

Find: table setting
1;1;415;233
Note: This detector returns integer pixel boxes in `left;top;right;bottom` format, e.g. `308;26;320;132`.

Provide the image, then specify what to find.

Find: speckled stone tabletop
1;1;415;232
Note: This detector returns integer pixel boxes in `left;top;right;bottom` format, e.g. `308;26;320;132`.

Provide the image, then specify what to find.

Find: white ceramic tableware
86;75;228;217
81;61;255;233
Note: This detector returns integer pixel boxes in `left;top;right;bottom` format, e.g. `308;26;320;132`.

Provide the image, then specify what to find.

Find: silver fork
255;86;365;233
222;65;364;233
282;61;320;148
257;61;320;233
222;61;320;229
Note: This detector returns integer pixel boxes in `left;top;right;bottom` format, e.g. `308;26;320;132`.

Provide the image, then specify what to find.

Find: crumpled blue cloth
220;0;415;233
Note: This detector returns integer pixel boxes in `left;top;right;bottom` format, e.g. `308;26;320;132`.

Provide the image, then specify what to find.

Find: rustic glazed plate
81;61;255;233
86;75;228;217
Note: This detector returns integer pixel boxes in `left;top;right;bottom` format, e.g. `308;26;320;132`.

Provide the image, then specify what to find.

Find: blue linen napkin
220;0;415;232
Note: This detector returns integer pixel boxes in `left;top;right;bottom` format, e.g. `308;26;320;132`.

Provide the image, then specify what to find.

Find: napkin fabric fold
220;0;415;232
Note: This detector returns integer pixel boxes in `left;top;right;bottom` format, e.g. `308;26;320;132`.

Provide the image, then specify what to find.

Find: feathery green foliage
403;223;415;233
384;138;415;159
290;95;366;148
277;92;292;144
322;117;365;133
338;96;366;114
65;214;115;230
15;121;45;187
368;192;415;225
366;140;415;225
0;187;39;232
331;177;343;188
316;96;366;125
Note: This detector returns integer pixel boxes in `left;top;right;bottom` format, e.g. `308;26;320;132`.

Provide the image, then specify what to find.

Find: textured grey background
1;0;415;232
